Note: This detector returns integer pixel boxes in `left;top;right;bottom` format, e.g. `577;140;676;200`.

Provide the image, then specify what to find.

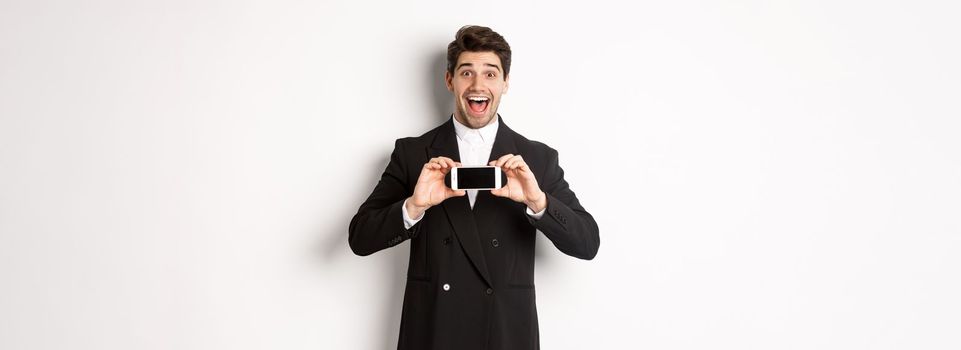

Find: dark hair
447;25;512;79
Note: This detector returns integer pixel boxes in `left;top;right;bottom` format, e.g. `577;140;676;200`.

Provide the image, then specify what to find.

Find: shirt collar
452;114;499;145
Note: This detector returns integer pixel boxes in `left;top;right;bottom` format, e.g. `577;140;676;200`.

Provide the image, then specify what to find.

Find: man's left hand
489;154;547;213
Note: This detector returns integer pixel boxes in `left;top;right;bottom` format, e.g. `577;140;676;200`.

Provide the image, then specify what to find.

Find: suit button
443;237;451;245
486;288;493;295
443;283;451;291
491;238;499;247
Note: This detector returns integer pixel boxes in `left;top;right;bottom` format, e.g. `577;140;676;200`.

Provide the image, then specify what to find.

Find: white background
2;0;959;349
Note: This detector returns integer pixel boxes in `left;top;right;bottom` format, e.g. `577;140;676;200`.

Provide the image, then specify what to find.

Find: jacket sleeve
348;139;423;256
531;148;600;260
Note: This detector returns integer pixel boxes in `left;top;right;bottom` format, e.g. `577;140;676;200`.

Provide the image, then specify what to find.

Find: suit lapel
428;116;492;287
486;116;520;167
475;116;520;209
427;115;522;288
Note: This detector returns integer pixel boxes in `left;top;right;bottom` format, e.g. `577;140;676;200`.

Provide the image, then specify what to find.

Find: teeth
467;97;489;102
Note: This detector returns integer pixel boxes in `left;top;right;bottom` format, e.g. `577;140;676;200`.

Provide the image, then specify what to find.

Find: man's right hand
405;156;466;219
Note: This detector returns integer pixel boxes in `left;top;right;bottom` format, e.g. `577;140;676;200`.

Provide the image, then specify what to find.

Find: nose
469;75;484;90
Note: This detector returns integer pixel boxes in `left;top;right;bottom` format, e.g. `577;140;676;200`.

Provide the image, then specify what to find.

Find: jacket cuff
402;198;425;229
526;204;546;220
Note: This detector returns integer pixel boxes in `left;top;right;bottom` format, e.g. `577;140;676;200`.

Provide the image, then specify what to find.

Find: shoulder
507;129;562;178
513;130;560;161
392;122;447;151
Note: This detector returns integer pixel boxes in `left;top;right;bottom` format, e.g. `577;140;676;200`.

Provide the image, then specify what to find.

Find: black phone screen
457;167;496;189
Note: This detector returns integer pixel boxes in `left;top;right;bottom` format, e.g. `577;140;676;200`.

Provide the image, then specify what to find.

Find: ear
503;73;510;94
445;71;453;92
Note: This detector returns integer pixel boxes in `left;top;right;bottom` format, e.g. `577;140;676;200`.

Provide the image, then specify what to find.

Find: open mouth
466;96;490;115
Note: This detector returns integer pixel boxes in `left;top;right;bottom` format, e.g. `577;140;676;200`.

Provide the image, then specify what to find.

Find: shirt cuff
402;198;425;229
526;205;546;220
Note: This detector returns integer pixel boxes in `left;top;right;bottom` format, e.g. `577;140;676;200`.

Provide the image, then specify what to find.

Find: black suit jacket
349;116;599;350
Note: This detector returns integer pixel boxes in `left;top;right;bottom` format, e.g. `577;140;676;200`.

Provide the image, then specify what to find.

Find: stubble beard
455;98;499;129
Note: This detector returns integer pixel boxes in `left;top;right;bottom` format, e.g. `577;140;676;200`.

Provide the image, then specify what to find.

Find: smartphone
446;166;507;190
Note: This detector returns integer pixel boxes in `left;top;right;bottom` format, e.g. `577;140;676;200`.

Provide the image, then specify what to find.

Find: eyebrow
456;63;502;72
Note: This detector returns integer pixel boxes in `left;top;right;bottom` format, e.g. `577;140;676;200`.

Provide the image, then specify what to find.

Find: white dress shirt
402;116;545;229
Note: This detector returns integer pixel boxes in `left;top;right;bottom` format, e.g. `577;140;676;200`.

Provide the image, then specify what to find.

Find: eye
486;72;496;78
461;71;472;77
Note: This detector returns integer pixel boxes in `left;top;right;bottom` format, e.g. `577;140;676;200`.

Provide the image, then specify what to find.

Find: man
348;25;600;350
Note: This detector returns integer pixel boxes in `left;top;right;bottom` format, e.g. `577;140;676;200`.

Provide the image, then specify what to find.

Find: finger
493;154;514;167
511;155;526;169
517;161;529;172
430;157;448;169
514;157;531;172
507;156;525;170
444;187;466;198
437;157;456;168
492;185;511;199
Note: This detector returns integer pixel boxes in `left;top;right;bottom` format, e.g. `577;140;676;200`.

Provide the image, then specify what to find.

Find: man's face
446;51;509;129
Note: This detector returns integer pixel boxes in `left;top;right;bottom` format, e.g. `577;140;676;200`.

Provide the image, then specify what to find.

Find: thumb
490;187;505;197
